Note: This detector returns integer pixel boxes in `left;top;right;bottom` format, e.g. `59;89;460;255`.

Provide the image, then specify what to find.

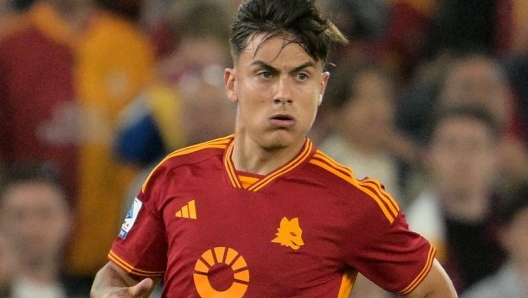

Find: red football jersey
110;135;435;297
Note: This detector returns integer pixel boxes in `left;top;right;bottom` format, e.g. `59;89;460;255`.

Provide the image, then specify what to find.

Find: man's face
224;34;329;150
0;182;71;266
425;117;497;197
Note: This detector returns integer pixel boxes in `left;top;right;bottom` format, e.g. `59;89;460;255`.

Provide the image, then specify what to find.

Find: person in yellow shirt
66;0;156;279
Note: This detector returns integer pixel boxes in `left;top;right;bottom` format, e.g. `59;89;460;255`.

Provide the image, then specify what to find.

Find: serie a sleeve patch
119;198;143;239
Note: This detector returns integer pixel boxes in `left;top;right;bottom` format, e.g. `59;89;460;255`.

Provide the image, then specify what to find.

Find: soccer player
90;0;458;297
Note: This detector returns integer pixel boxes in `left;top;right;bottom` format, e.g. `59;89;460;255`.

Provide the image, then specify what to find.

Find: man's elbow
403;259;458;298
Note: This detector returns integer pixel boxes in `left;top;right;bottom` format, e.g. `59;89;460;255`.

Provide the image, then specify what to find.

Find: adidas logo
175;200;197;219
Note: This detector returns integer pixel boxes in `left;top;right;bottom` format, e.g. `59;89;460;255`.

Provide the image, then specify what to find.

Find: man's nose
274;77;292;104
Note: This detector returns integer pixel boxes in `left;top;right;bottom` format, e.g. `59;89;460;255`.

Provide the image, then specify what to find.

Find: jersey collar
223;138;314;191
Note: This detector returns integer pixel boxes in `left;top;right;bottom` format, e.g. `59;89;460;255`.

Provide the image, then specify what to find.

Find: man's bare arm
403;259;458;298
90;262;159;298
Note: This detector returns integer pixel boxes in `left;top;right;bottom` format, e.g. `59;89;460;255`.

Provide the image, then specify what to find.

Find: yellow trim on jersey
395;245;436;296
141;136;233;193
248;140;312;191
224;141;243;188
337;270;357;298
309;151;400;223
224;138;313;191
238;175;260;189
360;178;400;215
108;250;164;277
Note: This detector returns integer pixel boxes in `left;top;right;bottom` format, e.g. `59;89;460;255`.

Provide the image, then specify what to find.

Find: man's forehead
241;33;320;67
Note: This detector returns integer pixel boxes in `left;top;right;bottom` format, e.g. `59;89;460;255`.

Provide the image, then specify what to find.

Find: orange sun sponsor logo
271;217;304;250
193;247;249;298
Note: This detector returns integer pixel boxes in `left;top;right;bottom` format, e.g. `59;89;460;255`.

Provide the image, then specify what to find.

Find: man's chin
262;131;296;150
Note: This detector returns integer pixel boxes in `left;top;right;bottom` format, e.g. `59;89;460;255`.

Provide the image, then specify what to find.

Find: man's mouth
270;114;295;128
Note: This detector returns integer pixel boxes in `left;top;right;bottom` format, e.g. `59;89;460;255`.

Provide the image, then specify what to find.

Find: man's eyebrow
250;60;316;74
290;61;316;74
251;60;278;72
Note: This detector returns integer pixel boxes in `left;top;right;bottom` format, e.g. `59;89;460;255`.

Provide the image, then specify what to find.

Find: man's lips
270;114;295;128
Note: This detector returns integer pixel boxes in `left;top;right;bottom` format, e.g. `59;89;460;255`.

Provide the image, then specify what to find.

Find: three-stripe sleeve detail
108;250;165;277
394;245;436;296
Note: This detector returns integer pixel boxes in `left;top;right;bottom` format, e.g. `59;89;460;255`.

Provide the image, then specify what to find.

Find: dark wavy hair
229;0;348;65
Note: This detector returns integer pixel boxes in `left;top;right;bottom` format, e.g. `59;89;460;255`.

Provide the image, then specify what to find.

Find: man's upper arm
403;259;458;298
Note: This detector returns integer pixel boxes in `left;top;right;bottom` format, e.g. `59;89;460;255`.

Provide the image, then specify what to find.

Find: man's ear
319;71;330;106
224;68;238;103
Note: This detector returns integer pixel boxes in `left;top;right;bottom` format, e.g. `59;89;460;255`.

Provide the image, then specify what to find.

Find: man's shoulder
158;136;233;168
308;148;395;195
138;136;233;195
307;147;402;224
305;148;357;185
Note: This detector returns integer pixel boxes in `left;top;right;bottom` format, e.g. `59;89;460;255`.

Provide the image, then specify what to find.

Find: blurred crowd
0;0;527;297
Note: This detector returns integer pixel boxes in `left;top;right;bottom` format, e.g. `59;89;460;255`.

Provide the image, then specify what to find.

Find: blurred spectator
319;62;419;207
461;181;528;298
113;0;233;169
157;0;232;85
438;53;528;193
406;105;507;294
0;163;90;298
65;0;156;279
397;52;528;193
397;52;508;142
0;0;88;206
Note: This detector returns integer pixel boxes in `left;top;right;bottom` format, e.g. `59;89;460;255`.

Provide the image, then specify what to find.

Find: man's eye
297;73;309;80
258;71;272;78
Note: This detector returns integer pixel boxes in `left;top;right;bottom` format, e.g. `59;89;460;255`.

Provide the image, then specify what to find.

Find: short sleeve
108;193;168;279
347;209;436;295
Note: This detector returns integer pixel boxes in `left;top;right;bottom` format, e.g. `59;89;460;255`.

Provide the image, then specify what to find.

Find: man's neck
231;135;306;175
